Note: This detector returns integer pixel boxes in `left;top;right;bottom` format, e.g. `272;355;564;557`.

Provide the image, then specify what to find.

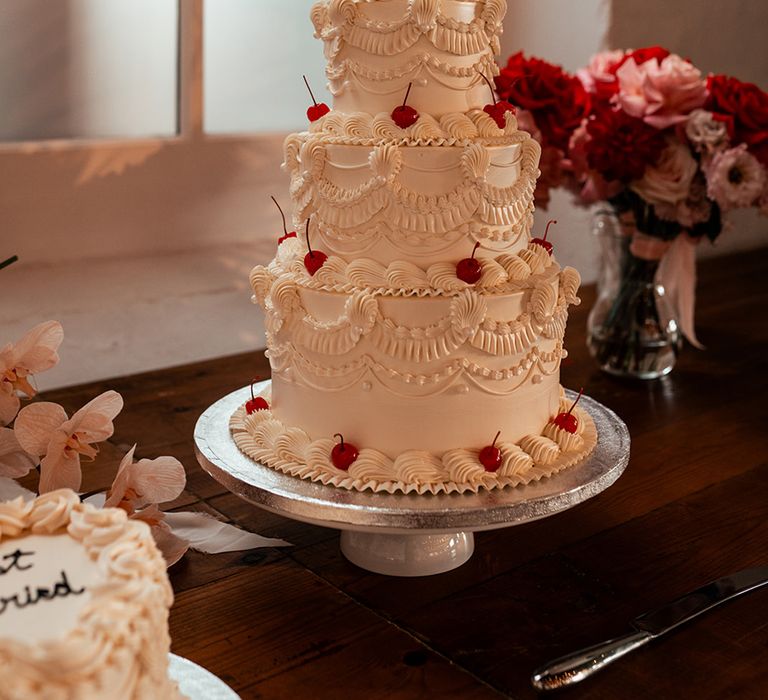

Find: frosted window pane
204;0;327;134
0;0;177;142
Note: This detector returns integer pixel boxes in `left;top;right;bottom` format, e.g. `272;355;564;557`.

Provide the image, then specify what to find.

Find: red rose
706;74;768;165
495;52;590;151
583;107;666;182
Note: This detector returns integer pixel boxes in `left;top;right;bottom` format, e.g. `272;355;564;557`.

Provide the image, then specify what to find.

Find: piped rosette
258;235;572;299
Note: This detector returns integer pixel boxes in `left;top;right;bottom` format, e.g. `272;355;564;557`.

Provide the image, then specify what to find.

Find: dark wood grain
38;247;768;699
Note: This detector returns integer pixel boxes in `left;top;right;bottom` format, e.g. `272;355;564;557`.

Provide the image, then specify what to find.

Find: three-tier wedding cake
231;0;596;494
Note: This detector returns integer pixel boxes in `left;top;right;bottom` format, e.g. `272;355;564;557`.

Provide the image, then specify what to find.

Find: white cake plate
169;654;240;699
193;382;630;577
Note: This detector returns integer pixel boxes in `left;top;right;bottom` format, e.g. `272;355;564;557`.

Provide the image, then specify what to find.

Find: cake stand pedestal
194;383;630;577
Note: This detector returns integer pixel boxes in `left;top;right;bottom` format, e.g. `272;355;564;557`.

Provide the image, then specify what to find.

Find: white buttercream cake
233;0;597;494
0;490;185;700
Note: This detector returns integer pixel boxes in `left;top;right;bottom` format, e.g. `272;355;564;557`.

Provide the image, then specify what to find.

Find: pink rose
631;139;698;207
616;54;708;129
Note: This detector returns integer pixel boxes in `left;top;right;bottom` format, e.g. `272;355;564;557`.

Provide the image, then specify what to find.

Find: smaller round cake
0;490;185;700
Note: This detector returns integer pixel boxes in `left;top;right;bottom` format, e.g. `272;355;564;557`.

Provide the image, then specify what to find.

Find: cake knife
531;566;768;691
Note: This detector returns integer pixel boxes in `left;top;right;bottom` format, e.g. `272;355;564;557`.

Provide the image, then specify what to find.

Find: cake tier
0;491;183;700
284;129;540;267
311;0;507;117
231;387;596;494
252;258;581;458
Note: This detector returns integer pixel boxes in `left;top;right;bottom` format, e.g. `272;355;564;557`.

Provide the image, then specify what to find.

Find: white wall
204;0;327;134
0;0;177;141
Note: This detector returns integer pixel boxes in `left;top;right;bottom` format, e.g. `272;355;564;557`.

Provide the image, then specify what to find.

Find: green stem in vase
0;255;19;271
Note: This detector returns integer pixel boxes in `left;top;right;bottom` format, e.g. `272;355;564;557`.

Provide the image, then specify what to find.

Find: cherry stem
0;255;18;271
305;217;314;257
471;241;481;260
250;377;261;401
334;433;345;449
270;196;288;235
543;219;558;243
567;387;584;415
491;430;501;448
303;75;318;107
476;69;497;105
402;82;413;108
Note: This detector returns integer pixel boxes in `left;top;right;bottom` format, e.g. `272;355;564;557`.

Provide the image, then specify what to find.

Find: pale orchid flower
132;504;190;567
0;427;36;479
14;390;123;494
0;321;64;425
103;444;188;567
104;444;186;511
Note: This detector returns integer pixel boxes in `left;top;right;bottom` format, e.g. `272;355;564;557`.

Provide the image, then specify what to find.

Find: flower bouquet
495;48;768;377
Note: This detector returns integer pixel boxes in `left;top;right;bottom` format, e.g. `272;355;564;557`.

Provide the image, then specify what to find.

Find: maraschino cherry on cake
233;0;597;494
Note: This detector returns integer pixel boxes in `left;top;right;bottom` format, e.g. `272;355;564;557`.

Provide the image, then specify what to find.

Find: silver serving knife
531;566;768;691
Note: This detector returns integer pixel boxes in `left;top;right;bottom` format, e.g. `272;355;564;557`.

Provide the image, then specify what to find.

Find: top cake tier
311;0;507;117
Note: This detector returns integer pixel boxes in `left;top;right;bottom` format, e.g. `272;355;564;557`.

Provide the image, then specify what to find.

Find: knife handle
531;629;653;691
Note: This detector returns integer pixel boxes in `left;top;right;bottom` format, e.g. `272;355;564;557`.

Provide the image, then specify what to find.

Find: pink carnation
577;50;625;99
706;144;766;211
616;54;708;129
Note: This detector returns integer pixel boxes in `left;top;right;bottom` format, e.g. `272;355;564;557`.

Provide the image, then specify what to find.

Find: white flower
706;144;766;211
685;109;729;153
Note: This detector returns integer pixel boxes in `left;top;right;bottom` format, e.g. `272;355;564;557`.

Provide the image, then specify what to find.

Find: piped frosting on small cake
0;490;185;700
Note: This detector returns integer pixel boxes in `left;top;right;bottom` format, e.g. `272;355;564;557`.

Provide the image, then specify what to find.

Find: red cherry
271;196;297;245
303;75;330;123
391;82;419;128
303;216;327;276
246;397;269;414
483;100;516;129
478;70;516;128
479;431;503;472
304;250;328;276
456;242;483;284
331;433;359;471
531;219;557;256
552;387;584;434
245;378;269;414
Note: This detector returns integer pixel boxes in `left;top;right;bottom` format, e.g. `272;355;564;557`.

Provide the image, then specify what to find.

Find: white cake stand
168;654;240;699
193;382;630;577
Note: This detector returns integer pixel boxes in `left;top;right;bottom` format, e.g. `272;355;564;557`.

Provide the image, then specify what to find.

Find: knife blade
531;566;768;691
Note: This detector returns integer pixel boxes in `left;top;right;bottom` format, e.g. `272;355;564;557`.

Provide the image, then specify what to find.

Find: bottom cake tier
229;386;597;495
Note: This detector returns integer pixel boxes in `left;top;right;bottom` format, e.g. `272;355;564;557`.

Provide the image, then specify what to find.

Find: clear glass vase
587;208;682;379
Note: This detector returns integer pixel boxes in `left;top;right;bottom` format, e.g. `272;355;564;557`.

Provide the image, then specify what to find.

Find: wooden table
37;248;768;699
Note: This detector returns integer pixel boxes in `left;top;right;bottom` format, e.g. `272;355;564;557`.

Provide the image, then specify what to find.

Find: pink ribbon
658;233;703;349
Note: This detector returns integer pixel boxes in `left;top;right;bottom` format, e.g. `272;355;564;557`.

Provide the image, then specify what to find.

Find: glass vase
586;207;682;379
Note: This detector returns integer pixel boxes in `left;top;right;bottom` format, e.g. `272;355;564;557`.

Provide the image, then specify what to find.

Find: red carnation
623;46;671;68
495;52;590;152
583;107;666;183
706;74;768;165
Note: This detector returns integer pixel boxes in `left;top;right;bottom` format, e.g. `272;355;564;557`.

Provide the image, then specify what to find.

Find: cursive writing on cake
0;549;86;616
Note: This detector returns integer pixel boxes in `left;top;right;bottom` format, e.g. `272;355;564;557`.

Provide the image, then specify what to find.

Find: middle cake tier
252;258;582;458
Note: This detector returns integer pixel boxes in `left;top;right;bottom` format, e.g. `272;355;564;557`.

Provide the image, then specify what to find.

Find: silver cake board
194;382;630;577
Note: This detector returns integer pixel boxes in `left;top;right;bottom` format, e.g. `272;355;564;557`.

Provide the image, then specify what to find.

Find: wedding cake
232;0;596;494
0;490;185;700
